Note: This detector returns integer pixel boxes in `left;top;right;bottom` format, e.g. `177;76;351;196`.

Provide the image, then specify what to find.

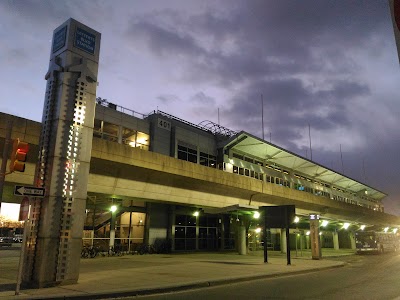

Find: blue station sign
52;25;67;53
74;27;96;55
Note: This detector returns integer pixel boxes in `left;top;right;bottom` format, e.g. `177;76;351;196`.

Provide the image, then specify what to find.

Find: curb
22;263;345;300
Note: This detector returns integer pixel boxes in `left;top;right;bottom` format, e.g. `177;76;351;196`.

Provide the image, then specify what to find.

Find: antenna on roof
308;123;313;160
261;94;265;140
218;107;220;125
340;144;344;174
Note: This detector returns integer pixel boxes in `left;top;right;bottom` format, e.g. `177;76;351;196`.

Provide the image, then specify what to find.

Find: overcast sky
1;0;400;215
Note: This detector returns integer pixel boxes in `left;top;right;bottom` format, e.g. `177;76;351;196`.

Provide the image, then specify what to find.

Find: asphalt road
129;253;400;300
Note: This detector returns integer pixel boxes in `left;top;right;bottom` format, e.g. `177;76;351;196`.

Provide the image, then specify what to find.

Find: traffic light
9;138;29;172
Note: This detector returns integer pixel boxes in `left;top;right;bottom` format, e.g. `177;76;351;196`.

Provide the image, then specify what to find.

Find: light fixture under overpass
321;220;329;227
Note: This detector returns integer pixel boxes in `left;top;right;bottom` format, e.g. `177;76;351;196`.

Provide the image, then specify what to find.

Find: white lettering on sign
74;27;96;54
158;118;171;131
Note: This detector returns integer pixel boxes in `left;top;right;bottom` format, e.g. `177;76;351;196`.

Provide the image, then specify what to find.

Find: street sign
14;185;45;197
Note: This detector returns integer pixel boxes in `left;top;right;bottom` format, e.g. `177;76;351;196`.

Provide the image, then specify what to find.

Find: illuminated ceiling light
253;211;260;219
384;227;389;233
193;211;199;217
306;231;310;236
319;232;323;235
321;220;329;227
110;205;117;213
360;225;366;231
255;227;261;233
343;223;350;230
294;216;300;223
393;228;398;234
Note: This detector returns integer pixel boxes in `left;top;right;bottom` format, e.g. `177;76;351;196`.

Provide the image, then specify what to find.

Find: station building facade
76;98;389;253
1;99;396;254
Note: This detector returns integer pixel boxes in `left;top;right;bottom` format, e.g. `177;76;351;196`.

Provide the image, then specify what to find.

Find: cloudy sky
1;0;400;215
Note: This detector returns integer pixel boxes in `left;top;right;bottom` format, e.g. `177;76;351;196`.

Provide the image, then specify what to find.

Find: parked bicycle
108;245;123;257
81;245;99;258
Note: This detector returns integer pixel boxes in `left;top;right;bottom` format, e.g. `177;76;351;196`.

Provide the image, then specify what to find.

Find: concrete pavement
0;248;354;299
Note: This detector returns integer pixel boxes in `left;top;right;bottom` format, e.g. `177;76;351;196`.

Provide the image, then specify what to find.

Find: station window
244;157;254;163
233;153;243;160
174;214;196;251
123;128;149;150
178;145;197;164
239;167;244;175
200;152;216;168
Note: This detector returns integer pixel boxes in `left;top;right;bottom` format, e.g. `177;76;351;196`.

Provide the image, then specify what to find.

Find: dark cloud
157;94;181;104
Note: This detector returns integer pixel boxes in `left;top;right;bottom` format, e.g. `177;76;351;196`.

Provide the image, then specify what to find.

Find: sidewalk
0;248;354;299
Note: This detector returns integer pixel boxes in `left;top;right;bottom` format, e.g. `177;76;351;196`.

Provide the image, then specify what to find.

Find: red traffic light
9;139;29;172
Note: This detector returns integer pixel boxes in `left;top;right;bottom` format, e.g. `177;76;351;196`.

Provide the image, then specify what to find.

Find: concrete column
144;203;151;245
22;19;101;287
333;231;339;250
280;228;287;254
238;225;246;255
310;217;321;260
219;215;225;251
349;232;356;250
195;215;199;250
109;211;116;248
168;205;175;252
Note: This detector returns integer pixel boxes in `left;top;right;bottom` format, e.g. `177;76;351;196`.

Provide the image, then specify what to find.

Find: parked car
0;237;13;247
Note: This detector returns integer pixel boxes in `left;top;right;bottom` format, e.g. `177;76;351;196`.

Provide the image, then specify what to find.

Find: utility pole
0;119;13;212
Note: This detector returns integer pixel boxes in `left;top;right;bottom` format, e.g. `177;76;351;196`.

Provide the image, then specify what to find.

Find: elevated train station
1;18;399;288
1;100;398;255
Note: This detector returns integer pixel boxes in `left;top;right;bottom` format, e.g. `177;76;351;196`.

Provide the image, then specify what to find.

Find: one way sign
14;185;45;197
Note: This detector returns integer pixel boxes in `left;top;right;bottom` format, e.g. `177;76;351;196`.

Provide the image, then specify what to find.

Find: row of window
93;120;150;150
226;162;382;211
174;215;218;251
177;145;216;168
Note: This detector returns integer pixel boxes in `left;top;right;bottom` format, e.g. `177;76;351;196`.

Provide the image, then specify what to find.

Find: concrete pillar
195;215;199;250
109;212;116;248
22;18;101;287
309;216;321;260
144;203;151;245
333;231;339;250
280;228;287;254
168;205;175;251
349;232;356;250
220;215;225;251
238;225;246;255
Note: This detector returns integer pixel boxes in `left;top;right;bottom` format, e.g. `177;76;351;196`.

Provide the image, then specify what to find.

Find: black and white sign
14;186;45;197
158;118;171;131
